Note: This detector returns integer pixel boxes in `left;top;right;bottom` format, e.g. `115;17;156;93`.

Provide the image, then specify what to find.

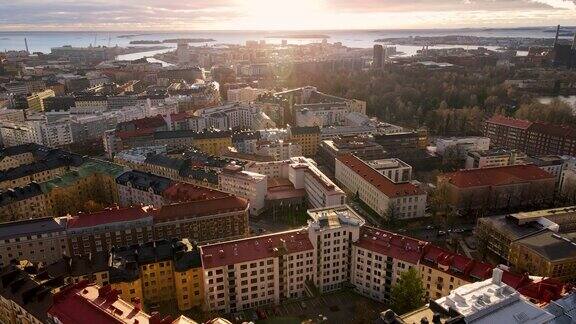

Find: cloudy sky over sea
0;0;575;31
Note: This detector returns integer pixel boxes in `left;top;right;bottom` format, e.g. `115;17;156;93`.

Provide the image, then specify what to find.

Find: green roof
40;159;126;192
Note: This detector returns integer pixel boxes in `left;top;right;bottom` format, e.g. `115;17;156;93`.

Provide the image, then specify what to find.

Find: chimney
554;25;561;47
492;267;503;285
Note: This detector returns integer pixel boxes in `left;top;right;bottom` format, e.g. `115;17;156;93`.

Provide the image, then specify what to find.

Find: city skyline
1;0;576;31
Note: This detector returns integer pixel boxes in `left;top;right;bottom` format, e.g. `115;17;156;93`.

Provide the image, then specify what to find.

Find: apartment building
201;229;315;313
484;115;576;156
509;231;576;282
26;89;55;111
153;196;250;244
439;164;556;212
0;183;52;221
287;126;321;157
109;239;204;311
318;135;387;171
227;87;267;103
0;217;69;267
116;170;174;207
197;103;275;130
351;226;427;303
65;206;155;256
464;149;527;169
218;164;267;215
335;154;427;219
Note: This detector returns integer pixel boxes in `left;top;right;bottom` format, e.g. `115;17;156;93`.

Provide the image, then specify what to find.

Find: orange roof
336;154;424;198
200;229;313;269
442;164;554;188
486;115;533;129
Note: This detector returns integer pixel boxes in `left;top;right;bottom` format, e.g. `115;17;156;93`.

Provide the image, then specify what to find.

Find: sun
236;0;328;30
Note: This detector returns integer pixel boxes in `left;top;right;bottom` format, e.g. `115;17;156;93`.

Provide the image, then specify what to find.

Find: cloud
0;0;574;30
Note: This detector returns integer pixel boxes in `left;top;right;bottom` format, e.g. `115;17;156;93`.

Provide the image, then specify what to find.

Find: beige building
26;89;55;111
335;154;427;219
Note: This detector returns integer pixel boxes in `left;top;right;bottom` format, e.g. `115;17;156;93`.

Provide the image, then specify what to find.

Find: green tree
390;268;426;315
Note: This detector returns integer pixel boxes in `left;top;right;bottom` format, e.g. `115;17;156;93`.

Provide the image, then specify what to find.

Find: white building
294;104;348;127
200;228;316;313
250;140;303;161
246;157;346;209
436;137;490;157
351;226;427;303
335;154;427;219
465;149;527;169
218;164;268;215
197;103;275;131
227;87;268;103
366;158;412;183
434;268;555;323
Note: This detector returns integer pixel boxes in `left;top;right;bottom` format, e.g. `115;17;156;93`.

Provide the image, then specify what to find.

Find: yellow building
509;231;576;282
26;89;55;111
192;133;232;156
109;239;204;312
288;125;320;157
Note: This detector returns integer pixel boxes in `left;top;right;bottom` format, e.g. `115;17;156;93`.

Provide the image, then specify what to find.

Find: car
425;225;435;230
398;228;407;233
437;230;446;236
454;228;464;233
300;301;307;309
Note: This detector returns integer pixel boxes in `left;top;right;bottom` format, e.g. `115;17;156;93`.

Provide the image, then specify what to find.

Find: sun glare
237;0;327;30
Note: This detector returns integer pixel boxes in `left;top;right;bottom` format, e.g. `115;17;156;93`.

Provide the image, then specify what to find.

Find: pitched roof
200;229;313;269
442;164;555;188
529;122;576;139
355;226;428;264
336;154;424;198
485;115;533;129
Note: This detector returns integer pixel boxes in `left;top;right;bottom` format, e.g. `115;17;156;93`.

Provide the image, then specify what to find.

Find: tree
390;268;426;315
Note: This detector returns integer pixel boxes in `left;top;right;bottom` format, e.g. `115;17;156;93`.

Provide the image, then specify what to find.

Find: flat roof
0;217;65;240
514;231;576;261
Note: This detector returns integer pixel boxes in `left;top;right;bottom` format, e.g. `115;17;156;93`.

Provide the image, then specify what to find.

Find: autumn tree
390;268;426;315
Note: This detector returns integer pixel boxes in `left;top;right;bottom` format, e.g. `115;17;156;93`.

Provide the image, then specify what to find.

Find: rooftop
115;170;174;195
513;231;576;262
307;205;366;230
356;226;427;264
200;229;313;269
0;217;65;240
66;206;154;229
153;196;248;223
486;115;533;130
337;154;424;198
442;164;555;188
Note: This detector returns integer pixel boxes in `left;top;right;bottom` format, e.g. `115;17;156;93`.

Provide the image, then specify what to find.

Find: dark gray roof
515;230;576;261
0;182;44;207
0;217;65;241
115;170;173;194
479;215;546;241
144;154;188;172
290;126;320;135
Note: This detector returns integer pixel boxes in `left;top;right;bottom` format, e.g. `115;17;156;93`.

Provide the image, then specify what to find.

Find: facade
464;149;527;169
65;206;155;256
509;231;576;282
335;154;427;219
439;164;556;212
116;170;173;207
0;183;52;221
218;164;267;215
287;126;321;157
484;115;576;156
109;239;203;311
227;87;267;104
318;135;387;171
26;89;55;111
0;217;69;267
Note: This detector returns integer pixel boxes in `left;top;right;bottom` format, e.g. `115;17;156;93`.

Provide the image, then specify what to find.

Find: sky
0;0;575;31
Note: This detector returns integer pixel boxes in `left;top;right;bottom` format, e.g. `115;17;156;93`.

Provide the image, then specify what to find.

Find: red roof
486;115;533;129
66;206;153;229
116;128;155;140
355;226;428;264
118;115;166;131
153;196;248;222
442;164;554;188
517;278;565;304
201;229;314;269
529;122;576;139
169;112;190;122
162;182;230;202
337;154;425;198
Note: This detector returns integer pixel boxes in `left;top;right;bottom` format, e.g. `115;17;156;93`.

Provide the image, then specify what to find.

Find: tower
373;44;383;69
24;37;29;54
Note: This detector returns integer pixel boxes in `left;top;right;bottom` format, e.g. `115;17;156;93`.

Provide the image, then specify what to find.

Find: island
162;38;216;43
265;34;330;39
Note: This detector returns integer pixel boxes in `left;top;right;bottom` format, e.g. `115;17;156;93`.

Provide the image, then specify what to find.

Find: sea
0;27;573;61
